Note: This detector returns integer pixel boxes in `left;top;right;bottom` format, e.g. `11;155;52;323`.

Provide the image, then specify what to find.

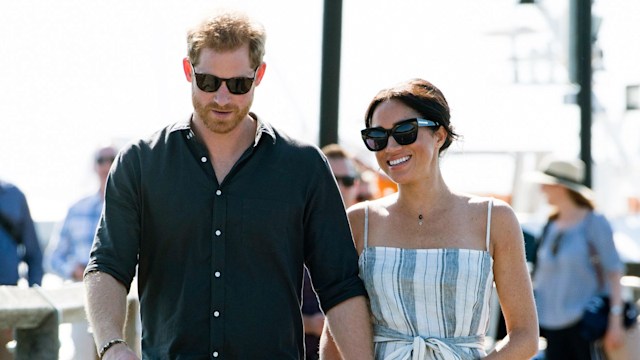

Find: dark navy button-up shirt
86;114;366;359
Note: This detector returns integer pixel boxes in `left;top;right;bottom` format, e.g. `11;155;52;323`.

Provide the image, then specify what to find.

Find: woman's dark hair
364;78;459;154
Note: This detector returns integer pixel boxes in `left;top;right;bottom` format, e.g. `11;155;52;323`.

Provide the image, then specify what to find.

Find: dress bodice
359;200;495;360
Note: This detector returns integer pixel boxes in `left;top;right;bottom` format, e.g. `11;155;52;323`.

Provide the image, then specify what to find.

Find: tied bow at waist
373;325;485;360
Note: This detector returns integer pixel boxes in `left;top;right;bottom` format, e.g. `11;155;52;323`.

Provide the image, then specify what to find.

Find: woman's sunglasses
192;65;258;95
360;118;440;152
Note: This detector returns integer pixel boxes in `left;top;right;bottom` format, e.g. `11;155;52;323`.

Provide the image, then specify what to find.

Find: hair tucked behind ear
364;78;459;154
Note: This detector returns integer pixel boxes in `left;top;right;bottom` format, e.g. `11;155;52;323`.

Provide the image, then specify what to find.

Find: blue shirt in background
0;179;43;286
47;192;103;280
534;211;624;329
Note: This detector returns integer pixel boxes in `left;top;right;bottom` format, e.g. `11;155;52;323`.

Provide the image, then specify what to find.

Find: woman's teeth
388;156;410;166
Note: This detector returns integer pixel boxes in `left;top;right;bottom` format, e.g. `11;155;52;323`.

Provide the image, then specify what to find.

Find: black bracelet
98;338;127;358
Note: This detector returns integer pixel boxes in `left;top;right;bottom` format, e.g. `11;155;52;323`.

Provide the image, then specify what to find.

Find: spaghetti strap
364;201;369;248
485;199;493;251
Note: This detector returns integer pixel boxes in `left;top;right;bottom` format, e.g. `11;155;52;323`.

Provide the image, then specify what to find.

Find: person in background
355;169;377;203
322;78;539;359
0;179;43;360
83;9;372;359
530;157;624;359
46;144;117;360
300;144;361;359
322;143;360;208
351;158;387;202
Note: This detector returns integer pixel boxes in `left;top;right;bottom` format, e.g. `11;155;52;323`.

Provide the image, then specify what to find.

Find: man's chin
204;119;239;134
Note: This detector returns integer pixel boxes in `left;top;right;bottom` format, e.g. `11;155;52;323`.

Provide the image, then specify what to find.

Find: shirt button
201;156;207;163
214;271;221;278
213;351;219;357
216;189;222;196
215;230;221;236
213;311;220;317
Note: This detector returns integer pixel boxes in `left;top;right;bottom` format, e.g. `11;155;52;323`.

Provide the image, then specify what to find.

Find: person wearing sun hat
530;156;625;359
528;157;594;201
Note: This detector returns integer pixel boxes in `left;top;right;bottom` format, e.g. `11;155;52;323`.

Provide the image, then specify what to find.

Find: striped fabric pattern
359;201;495;359
360;248;494;359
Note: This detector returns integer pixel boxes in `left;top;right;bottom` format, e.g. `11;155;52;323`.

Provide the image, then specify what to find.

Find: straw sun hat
527;157;594;200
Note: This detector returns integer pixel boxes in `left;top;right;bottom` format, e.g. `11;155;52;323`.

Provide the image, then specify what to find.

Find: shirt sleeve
303;153;367;313
589;212;624;274
84;146;141;291
47;216;76;279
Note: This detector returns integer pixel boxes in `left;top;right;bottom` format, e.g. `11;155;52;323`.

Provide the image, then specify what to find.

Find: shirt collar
172;113;276;147
251;113;276;146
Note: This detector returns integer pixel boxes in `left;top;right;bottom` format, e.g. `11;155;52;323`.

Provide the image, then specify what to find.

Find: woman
321;79;538;359
530;157;625;359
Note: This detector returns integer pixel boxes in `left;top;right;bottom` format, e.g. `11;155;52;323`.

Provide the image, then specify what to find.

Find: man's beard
193;95;251;135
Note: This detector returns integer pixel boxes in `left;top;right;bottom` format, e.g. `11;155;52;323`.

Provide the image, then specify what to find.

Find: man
84;10;372;360
321;144;360;208
302;144;361;359
0;179;43;360
47;145;117;360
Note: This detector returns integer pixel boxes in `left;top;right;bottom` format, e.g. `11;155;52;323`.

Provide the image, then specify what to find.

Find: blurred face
328;157;359;207
94;147;117;182
187;45;264;134
540;183;569;206
370;100;442;184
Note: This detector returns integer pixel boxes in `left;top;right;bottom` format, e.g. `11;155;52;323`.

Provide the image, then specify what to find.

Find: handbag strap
531;220;552;277
584;212;606;293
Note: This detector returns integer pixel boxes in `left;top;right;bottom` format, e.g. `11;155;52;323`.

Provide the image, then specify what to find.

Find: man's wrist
98;338;127;358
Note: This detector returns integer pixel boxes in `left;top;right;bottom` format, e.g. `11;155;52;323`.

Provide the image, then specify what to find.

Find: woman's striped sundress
359;200;495;360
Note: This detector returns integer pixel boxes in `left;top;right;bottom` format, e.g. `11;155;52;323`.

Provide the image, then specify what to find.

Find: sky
1;0;639;223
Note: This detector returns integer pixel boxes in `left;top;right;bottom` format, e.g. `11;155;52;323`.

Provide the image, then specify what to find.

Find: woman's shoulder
461;194;521;241
347;196;393;223
585;210;613;232
587;210;610;223
460;194;515;217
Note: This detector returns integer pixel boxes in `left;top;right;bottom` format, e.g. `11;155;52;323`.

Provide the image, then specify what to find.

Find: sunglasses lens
195;73;222;92
227;78;254;95
361;129;388;151
194;74;254;94
392;122;419;145
336;176;355;187
97;156;115;165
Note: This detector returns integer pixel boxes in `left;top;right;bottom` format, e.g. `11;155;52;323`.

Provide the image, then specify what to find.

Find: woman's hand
603;315;625;351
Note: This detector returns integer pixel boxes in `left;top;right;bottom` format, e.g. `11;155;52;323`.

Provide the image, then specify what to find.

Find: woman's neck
395;173;452;218
554;203;589;227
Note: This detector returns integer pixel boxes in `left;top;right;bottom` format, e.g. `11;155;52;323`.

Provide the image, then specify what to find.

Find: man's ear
253;62;267;86
183;58;193;82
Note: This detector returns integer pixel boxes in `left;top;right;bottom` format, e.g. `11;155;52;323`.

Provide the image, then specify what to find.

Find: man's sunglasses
335;175;356;187
96;156;115;165
361;118;440;152
192;65;258;95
